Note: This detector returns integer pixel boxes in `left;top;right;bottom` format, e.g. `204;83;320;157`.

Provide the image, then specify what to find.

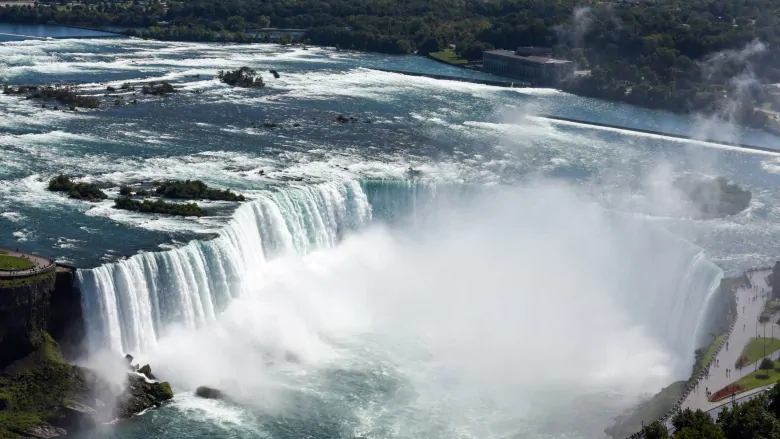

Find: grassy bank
428;49;467;66
735;368;780;394
603;381;685;438
0;272;54;289
740;338;780;365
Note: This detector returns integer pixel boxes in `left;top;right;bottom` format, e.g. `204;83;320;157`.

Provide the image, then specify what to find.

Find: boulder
138;364;156;380
116;375;174;419
195;386;224;400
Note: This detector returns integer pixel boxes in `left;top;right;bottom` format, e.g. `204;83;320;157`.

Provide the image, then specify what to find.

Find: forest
2;0;780;122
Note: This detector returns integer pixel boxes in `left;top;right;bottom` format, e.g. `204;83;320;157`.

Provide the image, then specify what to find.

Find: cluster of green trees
641;384;780;439
217;67;264;88
4;0;780;119
48;175;107;201
154;179;246;201
114;196;206;216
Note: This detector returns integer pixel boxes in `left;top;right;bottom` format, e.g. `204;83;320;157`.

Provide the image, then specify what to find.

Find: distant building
482;47;575;86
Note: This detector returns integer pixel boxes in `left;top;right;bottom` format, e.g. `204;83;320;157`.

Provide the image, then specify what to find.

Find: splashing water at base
76;180;724;439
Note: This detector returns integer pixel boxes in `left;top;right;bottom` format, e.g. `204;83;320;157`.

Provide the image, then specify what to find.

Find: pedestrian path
681;269;773;412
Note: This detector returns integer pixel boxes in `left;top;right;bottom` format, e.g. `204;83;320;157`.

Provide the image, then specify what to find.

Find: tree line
3;0;780;122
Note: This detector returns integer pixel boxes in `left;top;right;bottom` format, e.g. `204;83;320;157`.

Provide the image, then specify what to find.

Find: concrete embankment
539;115;780;154
370;68;527;88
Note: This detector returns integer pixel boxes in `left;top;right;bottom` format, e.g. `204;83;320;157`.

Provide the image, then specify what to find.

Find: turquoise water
2;36;780;438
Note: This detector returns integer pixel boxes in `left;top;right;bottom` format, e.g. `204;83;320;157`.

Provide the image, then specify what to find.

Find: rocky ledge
673;175;752;219
0;332;173;438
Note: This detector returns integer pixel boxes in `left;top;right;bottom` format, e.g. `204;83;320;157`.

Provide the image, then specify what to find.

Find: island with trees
113;197;206;217
48;175;107;201
673;176;752;219
3;85;100;110
218;67;265;88
154;179;246;201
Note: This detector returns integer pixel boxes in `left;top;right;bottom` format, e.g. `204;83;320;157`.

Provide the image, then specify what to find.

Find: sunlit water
2;27;780;438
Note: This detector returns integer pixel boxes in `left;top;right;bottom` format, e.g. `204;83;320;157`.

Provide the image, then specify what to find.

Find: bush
761;358;775;370
119;185;132;196
757;373;771;380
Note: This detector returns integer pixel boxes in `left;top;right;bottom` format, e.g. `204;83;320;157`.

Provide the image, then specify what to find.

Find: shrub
757;373;771;380
119;185;132;196
761;358;774;370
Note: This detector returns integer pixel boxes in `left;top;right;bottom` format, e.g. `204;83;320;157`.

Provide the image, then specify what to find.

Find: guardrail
624;272;749;439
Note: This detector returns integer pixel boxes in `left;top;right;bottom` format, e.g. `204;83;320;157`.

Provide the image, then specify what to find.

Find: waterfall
77;178;725;375
607;218;724;374
76;180;371;355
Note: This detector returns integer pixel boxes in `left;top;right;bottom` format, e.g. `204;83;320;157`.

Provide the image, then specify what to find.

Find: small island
3;85;99;110
48;175;107;201
141;81;177;96
154;180;246;201
113;197;206;217
218;67;265;88
674;175;752;219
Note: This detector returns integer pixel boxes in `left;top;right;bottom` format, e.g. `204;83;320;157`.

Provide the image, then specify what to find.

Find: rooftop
485;49;573;64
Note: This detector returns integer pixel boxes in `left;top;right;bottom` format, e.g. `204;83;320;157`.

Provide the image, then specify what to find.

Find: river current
2;26;780;439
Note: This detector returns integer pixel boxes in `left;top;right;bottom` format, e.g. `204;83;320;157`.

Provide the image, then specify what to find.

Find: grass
734;369;780;394
0;250;7;255
740;337;780;365
690;332;728;384
0;272;54;289
0;255;33;271
428;49;468;65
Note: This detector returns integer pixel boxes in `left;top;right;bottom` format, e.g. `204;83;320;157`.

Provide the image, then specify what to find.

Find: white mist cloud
132;179;720;437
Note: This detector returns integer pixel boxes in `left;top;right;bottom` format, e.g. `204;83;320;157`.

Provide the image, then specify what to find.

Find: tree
761;358;774;371
672;408;714;432
717;395;780;439
640;421;669;439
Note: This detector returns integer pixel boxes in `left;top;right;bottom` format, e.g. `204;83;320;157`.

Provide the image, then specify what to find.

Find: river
2;30;780;438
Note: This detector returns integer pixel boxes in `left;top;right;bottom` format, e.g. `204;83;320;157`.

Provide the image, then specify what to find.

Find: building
482;47;575;86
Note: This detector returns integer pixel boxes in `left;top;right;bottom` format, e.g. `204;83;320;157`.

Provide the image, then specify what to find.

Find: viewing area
0;248;55;280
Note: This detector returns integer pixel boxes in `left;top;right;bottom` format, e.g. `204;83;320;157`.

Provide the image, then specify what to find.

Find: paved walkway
0;248;54;278
681;269;773;412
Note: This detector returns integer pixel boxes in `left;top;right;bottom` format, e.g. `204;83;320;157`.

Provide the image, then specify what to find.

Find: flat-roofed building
483;47;574;86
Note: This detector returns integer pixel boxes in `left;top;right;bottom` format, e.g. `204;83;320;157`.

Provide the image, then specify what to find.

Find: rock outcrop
0;332;174;438
195;386;224;400
673;175;751;219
